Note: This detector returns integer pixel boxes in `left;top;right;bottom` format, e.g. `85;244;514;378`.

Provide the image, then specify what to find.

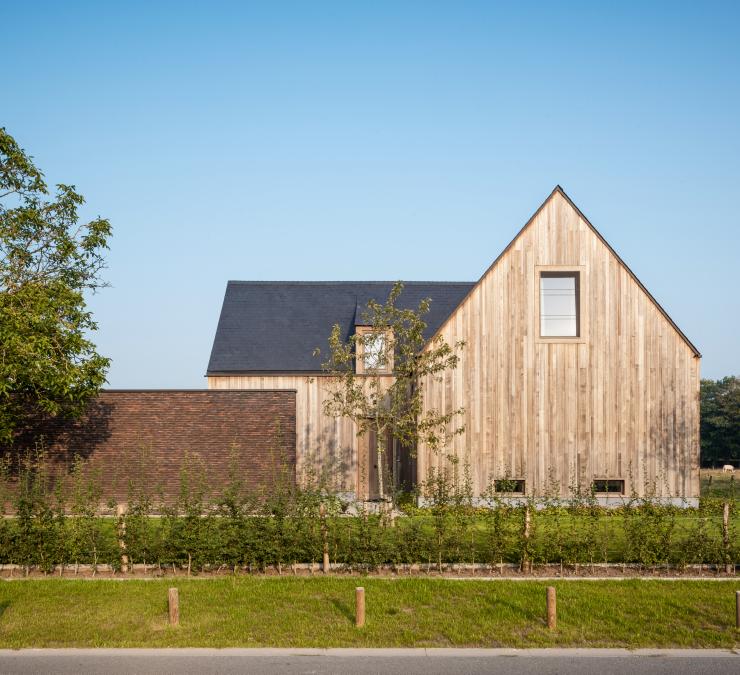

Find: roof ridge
426;185;700;358
226;280;476;285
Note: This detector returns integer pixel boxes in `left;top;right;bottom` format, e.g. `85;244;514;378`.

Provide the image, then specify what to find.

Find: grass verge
0;578;738;648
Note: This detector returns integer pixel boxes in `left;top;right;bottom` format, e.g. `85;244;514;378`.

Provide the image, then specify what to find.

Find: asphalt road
0;649;738;675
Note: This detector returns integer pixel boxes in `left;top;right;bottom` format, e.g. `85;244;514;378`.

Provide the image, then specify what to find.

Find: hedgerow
0;450;736;572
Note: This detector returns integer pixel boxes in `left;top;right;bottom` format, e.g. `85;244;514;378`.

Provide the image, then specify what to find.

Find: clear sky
3;1;738;386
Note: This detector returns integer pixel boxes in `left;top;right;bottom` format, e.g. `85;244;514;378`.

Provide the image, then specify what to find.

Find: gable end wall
419;191;700;498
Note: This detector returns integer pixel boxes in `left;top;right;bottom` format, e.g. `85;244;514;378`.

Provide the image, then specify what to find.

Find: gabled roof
428;185;701;358
207;187;700;375
207;281;475;374
555;186;700;357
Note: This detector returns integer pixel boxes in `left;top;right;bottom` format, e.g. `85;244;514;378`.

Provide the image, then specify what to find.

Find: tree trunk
375;412;385;500
376;440;385;500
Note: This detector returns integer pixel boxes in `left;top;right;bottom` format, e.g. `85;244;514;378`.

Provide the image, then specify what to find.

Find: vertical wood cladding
208;190;700;500
5;390;296;501
418;190;700;498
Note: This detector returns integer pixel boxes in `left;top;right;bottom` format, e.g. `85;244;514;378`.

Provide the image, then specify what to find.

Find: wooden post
116;503;128;574
522;506;531;573
355;586;365;627
723;502;732;574
168;587;179;626
736;590;740;630
546;586;557;630
320;502;330;574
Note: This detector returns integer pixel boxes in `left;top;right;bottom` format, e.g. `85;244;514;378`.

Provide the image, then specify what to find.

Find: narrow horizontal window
494;479;525;494
592;479;624;494
540;272;580;337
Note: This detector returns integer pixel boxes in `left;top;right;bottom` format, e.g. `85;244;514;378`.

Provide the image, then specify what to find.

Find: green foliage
0;452;737;572
622;502;677;567
0;127;111;442
317;281;465;499
66;457;111;571
421;456;476;568
701;376;740;467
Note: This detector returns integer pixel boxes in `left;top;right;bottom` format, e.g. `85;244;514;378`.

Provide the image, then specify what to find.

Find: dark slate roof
207;281;475;374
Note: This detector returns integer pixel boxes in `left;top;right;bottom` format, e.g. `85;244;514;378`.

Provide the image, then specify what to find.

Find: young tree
316;281;465;501
0;128;111;442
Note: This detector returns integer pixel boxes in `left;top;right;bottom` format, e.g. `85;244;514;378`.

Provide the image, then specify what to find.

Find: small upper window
356;327;392;374
363;332;386;371
540;272;580;337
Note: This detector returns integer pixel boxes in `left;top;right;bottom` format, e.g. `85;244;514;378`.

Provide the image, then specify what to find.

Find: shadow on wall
0;399;114;473
299;420;354;494
0;390;299;504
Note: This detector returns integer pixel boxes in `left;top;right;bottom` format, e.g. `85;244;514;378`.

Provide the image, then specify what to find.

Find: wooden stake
546;586;556;630
320;502;330;574
522;506;532;573
116;503;129;574
723;503;732;574
168;587;179;626
736;590;740;630
355;586;365;627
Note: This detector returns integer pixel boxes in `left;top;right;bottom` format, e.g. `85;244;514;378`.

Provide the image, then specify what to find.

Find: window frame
535;265;588;344
592;479;625;495
355;326;394;375
494;479;526;494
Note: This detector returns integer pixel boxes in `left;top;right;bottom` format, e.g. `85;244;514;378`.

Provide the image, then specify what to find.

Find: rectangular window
540;272;580;337
494;479;525;494
592;479;624;494
363;332;386;371
355;327;393;374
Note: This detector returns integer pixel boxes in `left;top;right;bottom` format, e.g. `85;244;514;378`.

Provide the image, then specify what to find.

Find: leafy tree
700;376;740;466
0;128;111;441
317;281;465;501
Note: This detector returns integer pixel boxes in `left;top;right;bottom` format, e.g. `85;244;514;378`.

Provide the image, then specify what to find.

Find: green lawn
701;470;740;502
0;578;738;648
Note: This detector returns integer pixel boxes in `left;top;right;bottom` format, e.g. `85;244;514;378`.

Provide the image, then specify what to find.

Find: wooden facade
209;188;701;500
418;188;700;498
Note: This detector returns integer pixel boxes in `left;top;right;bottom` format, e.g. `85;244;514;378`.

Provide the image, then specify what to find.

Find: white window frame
534;265;588;344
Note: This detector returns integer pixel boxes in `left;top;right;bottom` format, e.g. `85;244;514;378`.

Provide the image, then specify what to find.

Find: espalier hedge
0;452;736;573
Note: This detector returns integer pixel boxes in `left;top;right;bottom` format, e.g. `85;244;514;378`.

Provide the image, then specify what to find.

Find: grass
0;578;738;648
701;470;739;502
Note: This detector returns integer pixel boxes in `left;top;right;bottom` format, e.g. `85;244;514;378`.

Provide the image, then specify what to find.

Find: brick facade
3;390;296;503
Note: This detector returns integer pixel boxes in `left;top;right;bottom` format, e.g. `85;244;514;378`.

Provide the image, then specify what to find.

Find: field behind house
701;470;739;502
0;578;738;649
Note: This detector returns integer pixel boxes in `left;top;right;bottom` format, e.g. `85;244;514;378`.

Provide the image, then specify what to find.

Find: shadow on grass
330;597;354;624
483;593;542;625
0;602;9;619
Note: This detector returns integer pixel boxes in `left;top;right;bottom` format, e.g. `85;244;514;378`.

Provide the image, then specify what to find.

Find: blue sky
3;1;738;385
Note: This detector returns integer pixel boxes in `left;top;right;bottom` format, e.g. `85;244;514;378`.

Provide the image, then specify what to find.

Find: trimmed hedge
0;452;736;572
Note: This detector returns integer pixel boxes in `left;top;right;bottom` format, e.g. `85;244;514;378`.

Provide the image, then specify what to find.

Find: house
207;187;701;502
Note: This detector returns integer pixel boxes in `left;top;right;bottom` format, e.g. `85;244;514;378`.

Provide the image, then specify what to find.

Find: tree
317;281;465;501
0;128;111;442
700;376;740;467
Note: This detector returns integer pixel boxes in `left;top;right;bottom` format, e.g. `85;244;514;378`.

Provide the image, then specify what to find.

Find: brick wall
3;390;296;503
